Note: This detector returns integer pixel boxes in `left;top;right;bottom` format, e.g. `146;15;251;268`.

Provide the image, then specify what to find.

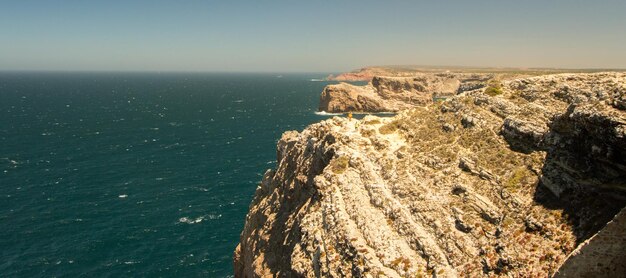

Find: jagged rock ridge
235;72;626;277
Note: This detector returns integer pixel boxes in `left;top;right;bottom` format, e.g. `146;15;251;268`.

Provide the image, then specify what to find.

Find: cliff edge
236;72;626;277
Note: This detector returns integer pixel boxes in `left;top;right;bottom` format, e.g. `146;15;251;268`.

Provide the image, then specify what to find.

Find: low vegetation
364;118;381;125
379;120;401;134
330;155;350;174
504;167;529;190
484;80;504;96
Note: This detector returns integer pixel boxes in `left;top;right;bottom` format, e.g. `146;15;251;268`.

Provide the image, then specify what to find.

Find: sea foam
314;111;342;116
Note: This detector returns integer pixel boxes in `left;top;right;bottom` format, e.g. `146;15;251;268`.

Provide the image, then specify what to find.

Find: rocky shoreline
235;71;626;277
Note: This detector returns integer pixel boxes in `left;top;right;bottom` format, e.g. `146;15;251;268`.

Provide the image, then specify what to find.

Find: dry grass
390;256;412;271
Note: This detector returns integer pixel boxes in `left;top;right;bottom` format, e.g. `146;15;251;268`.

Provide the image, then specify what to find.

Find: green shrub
484;81;504;96
484;86;503;96
364;119;381;125
379;120;401;134
504;167;527;189
330;156;350;174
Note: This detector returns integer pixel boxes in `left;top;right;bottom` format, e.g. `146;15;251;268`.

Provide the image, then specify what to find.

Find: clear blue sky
1;0;625;72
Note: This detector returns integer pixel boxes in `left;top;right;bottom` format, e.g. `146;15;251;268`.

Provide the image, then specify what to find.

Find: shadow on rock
505;102;626;243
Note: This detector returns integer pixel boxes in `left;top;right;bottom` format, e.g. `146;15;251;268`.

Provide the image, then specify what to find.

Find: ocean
0;72;346;277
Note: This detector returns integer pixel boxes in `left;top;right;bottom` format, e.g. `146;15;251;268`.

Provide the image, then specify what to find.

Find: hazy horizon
2;64;626;74
2;1;625;72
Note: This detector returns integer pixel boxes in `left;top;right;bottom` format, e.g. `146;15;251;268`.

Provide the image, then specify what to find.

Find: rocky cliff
235;72;626;277
326;67;421;81
318;73;494;113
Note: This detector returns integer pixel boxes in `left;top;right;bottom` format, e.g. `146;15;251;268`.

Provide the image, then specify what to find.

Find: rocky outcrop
318;73;494;113
318;83;389;113
236;72;626;277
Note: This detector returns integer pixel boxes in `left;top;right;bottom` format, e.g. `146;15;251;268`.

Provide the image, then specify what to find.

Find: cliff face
235;73;626;277
318;82;389;113
318;74;493;113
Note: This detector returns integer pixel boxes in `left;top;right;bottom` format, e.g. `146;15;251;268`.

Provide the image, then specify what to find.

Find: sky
1;0;625;72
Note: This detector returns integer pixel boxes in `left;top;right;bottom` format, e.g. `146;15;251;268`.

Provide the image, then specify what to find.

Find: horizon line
1;65;626;74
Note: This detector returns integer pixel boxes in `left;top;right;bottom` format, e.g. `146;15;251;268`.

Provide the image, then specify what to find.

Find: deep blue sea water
0;72;343;277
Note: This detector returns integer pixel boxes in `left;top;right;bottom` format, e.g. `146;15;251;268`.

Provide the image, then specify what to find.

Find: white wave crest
314;111;342;116
179;216;203;224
